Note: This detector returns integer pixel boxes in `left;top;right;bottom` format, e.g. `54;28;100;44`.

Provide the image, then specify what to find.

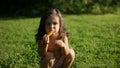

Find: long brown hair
35;8;68;42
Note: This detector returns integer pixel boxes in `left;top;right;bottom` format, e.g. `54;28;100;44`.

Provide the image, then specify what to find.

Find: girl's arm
38;41;48;56
38;35;49;56
61;36;70;56
56;36;70;56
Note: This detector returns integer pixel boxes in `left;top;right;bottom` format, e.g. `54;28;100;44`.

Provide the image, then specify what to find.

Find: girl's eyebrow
46;22;51;25
52;21;57;23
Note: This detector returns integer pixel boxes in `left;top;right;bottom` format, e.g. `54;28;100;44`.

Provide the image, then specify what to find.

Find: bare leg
40;52;55;68
63;48;75;68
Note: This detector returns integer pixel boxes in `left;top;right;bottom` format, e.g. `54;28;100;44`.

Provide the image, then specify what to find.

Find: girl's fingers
55;40;63;47
43;30;53;44
43;34;49;44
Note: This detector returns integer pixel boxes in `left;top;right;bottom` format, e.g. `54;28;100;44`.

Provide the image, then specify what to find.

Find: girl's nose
50;24;54;28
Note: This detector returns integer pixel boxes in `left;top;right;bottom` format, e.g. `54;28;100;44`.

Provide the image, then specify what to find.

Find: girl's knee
69;48;75;59
70;48;75;56
44;52;55;61
41;52;55;67
41;52;55;63
62;48;75;67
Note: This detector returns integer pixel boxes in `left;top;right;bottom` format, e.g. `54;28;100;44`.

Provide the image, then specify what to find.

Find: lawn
0;14;120;68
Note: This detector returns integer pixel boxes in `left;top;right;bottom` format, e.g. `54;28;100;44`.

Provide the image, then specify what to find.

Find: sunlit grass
0;14;120;68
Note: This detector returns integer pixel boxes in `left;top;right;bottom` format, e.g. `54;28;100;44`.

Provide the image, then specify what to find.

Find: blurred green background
0;0;120;68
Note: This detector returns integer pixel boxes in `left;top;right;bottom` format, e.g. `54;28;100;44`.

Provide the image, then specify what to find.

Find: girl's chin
52;33;56;37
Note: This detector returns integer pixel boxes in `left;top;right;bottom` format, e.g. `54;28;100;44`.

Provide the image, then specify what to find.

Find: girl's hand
55;40;64;47
43;34;49;44
43;30;53;44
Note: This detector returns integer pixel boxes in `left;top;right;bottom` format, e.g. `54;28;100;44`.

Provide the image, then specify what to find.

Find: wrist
39;40;48;46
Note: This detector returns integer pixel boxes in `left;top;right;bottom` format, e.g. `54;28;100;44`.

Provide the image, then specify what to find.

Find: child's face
45;14;60;36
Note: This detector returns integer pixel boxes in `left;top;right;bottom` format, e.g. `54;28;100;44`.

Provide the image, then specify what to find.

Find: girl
35;8;75;68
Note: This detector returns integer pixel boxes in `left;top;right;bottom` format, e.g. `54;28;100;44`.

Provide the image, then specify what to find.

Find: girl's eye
47;23;51;25
53;22;57;25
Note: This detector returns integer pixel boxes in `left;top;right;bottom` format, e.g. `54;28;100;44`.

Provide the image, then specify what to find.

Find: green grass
0;14;120;68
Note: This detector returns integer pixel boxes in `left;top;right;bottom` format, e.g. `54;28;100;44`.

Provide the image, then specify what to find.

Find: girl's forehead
46;14;60;22
49;14;59;19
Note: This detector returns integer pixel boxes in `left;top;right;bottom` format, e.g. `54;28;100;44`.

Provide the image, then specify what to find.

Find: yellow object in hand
47;31;53;36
